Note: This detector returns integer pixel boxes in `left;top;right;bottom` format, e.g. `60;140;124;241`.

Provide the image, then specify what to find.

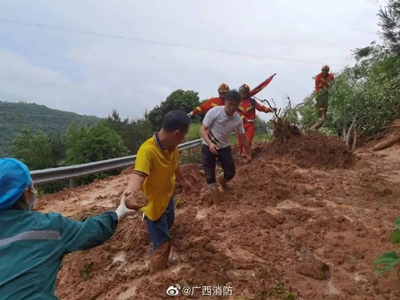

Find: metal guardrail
30;138;203;186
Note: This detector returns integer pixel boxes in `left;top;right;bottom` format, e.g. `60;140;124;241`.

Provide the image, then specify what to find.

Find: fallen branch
373;134;400;151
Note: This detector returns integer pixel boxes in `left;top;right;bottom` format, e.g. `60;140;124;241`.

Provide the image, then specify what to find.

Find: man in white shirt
200;90;251;207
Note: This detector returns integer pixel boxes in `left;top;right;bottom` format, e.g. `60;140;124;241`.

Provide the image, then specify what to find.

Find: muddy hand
124;191;146;210
182;180;192;195
122;189;132;197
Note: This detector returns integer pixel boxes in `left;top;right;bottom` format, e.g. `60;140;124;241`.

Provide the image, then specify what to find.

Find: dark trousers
201;145;236;184
144;197;175;252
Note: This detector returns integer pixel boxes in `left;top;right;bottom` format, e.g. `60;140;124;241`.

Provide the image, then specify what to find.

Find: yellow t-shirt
134;134;179;221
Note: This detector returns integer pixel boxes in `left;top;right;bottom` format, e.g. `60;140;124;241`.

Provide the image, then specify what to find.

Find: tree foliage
147;89;200;130
10;129;54;170
0;101;99;157
291;0;400;144
104;109;153;155
65;121;128;165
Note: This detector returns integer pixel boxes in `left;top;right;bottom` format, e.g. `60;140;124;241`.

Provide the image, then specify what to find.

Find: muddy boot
149;240;171;273
217;174;228;190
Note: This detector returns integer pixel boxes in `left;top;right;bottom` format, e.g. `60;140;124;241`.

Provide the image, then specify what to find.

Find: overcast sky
0;0;382;122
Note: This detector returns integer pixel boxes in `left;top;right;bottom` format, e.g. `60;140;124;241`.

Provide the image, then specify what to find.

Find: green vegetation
273;0;400;278
0;101;100;156
289;0;400;150
11;0;400;200
2;90;226;192
147;89;201;131
374;217;400;275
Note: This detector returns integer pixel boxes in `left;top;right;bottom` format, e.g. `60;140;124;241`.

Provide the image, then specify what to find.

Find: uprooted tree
255;96;301;143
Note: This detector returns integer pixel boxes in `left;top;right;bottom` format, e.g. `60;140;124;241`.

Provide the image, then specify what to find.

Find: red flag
249;73;276;97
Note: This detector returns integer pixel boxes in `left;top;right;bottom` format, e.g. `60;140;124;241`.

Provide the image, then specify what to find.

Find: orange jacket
315;72;334;92
237;98;273;123
192;97;224;115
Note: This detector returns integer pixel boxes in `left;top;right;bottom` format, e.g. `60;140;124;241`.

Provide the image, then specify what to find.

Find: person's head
218;83;230;100
239;84;250;99
0;158;37;211
224;90;242;116
160;110;191;148
321;65;330;76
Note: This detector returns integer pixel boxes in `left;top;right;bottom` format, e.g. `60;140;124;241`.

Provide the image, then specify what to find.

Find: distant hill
0;101;101;156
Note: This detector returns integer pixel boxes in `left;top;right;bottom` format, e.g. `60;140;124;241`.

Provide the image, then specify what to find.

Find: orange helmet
239;84;250;93
218;83;230;93
321;65;330;72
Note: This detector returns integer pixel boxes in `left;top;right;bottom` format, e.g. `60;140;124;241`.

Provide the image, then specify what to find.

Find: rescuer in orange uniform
187;83;230;117
237;84;276;156
314;65;334;120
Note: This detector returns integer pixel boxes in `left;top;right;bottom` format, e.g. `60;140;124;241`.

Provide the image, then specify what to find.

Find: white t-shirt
202;106;245;149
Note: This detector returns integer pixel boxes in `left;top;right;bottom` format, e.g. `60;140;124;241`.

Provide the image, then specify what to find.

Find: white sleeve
235;114;245;134
202;108;215;128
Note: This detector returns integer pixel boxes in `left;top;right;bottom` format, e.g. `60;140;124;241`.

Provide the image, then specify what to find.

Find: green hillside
0;101;101;156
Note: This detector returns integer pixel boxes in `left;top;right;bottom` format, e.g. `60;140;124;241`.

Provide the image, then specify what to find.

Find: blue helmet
0;158;32;210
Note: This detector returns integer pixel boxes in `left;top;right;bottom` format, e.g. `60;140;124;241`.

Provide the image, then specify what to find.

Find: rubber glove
115;196;136;221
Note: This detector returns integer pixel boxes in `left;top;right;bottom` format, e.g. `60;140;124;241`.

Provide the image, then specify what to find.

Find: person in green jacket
0;158;135;300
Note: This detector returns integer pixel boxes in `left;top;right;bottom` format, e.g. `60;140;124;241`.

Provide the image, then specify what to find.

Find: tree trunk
372;134;400;151
310;119;324;131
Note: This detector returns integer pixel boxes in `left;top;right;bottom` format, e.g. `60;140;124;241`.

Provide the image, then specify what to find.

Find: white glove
187;111;193;117
115;196;136;221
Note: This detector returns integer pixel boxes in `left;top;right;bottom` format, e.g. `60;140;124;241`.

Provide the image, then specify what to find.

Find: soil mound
44;138;400;299
252;131;353;169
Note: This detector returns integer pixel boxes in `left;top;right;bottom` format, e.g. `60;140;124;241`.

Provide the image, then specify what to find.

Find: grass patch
230;133;273;145
185;123;201;141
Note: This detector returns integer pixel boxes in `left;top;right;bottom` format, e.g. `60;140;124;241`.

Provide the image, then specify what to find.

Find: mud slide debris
35;133;400;299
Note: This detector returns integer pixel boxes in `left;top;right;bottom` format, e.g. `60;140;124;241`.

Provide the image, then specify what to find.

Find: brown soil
36;133;400;300
252;131;353;169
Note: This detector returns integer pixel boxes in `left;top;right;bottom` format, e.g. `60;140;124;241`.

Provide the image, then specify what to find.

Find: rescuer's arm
254;100;274;113
57;211;119;254
191;99;212;116
123;145;151;210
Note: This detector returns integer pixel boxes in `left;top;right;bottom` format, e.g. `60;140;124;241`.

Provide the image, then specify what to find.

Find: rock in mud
296;256;330;280
226;269;255;282
293;227;307;238
204;243;217;254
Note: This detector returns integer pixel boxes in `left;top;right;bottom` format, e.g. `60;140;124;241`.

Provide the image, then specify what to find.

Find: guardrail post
69;178;76;188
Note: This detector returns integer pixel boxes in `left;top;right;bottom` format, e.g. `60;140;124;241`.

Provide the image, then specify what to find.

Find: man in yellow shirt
123;110;192;272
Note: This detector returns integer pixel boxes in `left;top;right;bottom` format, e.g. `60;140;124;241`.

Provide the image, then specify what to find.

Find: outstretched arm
123;145;151;209
191;99;213;116
254;100;274;113
58;211;118;254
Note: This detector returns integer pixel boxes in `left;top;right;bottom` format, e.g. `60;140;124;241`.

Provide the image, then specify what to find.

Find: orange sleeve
192;99;213;115
254;100;273;113
315;74;320;92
